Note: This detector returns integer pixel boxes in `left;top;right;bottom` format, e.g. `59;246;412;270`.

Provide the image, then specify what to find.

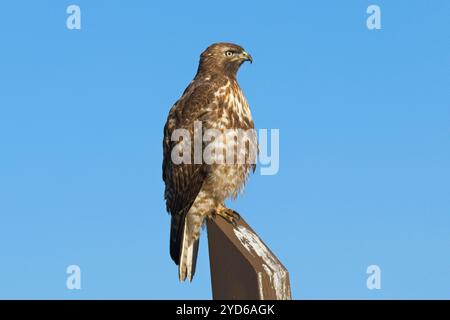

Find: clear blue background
0;0;449;299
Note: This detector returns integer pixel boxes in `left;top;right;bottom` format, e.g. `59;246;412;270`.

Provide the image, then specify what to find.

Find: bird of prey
162;43;256;281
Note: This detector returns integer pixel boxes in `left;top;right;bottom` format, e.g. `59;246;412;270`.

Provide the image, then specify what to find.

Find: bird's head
198;42;253;77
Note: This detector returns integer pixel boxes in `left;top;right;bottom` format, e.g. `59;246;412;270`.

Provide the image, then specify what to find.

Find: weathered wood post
207;216;292;300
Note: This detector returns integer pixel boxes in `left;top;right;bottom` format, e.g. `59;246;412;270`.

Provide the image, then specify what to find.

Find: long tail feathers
178;220;199;282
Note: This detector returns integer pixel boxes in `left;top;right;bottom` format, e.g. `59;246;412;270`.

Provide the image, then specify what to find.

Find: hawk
162;43;256;281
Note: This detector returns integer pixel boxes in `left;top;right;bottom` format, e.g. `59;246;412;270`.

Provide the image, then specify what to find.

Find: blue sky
0;0;449;299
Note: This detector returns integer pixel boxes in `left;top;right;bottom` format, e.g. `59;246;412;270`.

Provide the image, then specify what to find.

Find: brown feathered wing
162;81;221;277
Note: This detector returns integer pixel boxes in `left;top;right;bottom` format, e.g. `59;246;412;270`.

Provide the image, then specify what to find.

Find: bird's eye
225;51;234;57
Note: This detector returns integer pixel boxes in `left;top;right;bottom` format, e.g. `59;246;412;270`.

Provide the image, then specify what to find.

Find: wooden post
207;216;292;300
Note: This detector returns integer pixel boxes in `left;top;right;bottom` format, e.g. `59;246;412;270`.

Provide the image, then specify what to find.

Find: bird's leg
214;205;241;227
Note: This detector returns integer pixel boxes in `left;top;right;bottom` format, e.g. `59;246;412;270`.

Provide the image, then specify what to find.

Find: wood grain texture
207;217;292;300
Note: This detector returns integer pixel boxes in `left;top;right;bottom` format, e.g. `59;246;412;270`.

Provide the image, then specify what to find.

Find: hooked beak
241;51;253;64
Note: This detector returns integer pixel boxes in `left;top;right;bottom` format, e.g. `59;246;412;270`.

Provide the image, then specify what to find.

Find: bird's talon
215;207;241;227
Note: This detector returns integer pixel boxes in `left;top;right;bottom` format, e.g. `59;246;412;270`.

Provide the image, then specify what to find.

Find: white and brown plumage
162;43;256;281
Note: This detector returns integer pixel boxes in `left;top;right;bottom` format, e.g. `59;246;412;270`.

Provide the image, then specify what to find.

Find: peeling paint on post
207;216;292;300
